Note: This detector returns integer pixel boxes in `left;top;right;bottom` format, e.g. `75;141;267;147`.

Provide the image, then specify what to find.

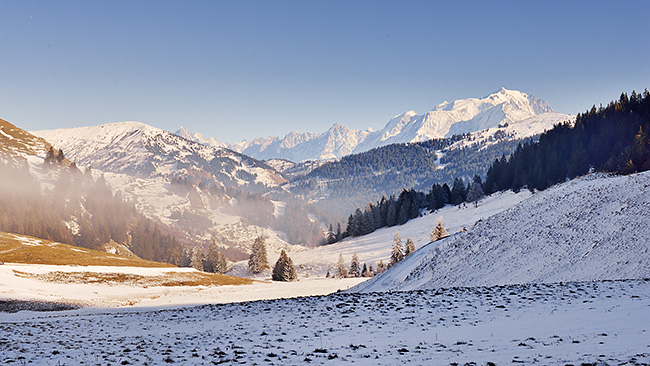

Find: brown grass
13;270;254;287
0;231;174;268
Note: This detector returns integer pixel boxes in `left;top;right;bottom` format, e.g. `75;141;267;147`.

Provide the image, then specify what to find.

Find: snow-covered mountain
34;121;286;189
350;171;650;293
31;122;306;255
175;126;226;149
180;88;568;162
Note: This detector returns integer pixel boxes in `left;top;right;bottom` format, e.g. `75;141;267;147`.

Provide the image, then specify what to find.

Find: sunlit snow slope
353;171;650;292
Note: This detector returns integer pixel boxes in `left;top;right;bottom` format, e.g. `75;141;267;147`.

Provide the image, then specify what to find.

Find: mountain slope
351;171;650;293
180;88;566;162
31;121;320;259
34;121;286;189
0;118;53;165
0;231;173;267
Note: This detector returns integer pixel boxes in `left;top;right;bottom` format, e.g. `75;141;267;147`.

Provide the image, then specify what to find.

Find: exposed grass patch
0;231;173;267
13;270;254;287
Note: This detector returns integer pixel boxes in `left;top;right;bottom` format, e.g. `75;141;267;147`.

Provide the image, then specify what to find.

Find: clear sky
1;0;649;143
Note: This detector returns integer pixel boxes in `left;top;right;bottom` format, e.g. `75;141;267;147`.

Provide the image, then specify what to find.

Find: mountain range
35;121;286;189
178;88;568;162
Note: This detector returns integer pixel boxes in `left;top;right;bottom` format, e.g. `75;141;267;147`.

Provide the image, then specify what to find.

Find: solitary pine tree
430;220;449;241
349;251;361;277
272;249;297;281
390;232;404;266
248;236;269;274
404;237;416;257
326;224;336;244
335;253;348;278
335;223;342;242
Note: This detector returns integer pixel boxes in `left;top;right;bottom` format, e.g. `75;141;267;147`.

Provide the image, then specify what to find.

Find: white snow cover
352;171;650;293
1;278;648;365
0;263;364;308
181;88;570;162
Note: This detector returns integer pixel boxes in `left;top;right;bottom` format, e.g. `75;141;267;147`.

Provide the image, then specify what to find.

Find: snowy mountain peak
180;88;567;162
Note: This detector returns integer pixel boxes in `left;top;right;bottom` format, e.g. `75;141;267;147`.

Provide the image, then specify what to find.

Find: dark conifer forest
484;90;650;193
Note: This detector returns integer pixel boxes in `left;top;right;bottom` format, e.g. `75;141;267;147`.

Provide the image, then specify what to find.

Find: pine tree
404;237;415;257
272;249;297;281
390;231;404;266
335;253;348;278
361;263;368;277
215;251;227;274
326;224;336;244
376;260;385;274
248;236;269;274
335;223;342;242
466;175;485;207
190;247;204;271
44;146;56;165
204;239;228;273
349;251;361;277
430;220;449;241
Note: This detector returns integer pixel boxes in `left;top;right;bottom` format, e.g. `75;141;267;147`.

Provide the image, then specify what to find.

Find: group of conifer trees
484;90;650;193
332;175;484;242
247;236;297;281
328;251;377;278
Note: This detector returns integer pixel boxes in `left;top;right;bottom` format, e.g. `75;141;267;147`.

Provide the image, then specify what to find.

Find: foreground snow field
0;264;364;308
1;279;648;365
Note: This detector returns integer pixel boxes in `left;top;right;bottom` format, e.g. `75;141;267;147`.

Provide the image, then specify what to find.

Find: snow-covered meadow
1;278;648;365
0;263;363;309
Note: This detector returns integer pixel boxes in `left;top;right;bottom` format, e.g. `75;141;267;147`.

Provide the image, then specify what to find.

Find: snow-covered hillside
181;88;570;162
352;171;650;293
448;112;574;150
249;189;533;279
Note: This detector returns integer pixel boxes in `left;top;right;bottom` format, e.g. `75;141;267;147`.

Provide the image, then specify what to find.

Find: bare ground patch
13;270;255;287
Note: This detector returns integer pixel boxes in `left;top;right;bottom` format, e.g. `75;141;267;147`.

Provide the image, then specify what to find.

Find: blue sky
1;1;648;143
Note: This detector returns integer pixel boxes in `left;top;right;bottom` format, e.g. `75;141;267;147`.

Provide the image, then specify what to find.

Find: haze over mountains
178;88;569;162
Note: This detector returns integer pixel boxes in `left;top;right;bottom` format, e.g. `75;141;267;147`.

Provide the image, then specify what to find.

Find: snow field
1;279;648;365
0;263;364;308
